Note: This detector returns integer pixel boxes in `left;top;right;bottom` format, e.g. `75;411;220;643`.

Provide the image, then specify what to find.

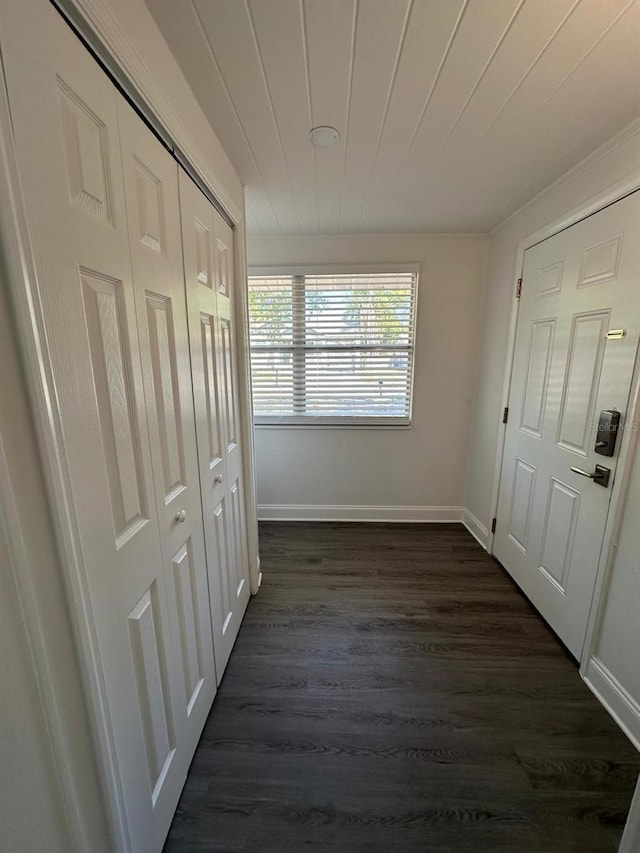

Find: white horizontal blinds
248;272;416;423
248;276;293;416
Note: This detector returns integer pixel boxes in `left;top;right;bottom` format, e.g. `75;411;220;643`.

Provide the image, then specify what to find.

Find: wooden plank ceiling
145;0;640;235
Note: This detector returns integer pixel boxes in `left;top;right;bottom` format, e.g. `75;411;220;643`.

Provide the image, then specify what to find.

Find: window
247;268;418;425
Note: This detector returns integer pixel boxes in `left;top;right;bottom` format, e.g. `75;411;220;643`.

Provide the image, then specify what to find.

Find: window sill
253;421;413;431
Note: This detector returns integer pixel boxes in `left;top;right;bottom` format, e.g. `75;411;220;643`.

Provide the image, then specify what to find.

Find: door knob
175;509;187;523
214;474;223;484
570;465;611;488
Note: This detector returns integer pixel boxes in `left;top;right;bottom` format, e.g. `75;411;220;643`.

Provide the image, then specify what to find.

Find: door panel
556;310;609;454
578;235;622;287
200;313;224;467
495;191;640;658
117;98;217;817
171;540;207;713
57;78;115;225
230;476;248;599
127;584;175;805
144;293;185;497
520;319;555;437
220;317;239;450
538;478;581;593
215;495;233;632
179;173;250;680
81;269;148;542
507;458;536;553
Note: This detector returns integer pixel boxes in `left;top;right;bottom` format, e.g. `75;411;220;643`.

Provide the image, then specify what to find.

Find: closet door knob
175;509;187;523
214;474;223;484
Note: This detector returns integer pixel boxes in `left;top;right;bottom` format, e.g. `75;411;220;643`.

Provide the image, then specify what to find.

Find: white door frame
0;1;259;850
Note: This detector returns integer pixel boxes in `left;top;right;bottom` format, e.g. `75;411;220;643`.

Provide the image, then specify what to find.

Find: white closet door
179;172;251;679
0;3;205;849
212;207;251;620
117;98;217;762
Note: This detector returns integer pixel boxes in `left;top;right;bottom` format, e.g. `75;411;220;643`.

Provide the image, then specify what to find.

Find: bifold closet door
179;172;251;679
117;97;217;760
0;2;214;849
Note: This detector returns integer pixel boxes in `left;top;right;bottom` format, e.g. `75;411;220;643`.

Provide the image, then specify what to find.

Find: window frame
247;263;420;429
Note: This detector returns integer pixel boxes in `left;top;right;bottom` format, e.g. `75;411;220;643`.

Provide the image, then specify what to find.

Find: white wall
465;119;640;539
586;398;640;743
248;234;488;520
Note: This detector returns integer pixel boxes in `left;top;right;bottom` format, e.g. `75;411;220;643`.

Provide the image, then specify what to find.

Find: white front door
495;191;640;659
179;172;251;679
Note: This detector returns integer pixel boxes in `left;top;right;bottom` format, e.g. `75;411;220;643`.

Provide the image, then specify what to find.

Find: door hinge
516;278;522;299
502;406;509;424
491;517;497;534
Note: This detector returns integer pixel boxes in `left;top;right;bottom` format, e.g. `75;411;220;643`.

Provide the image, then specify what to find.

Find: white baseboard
583;657;640;751
462;509;490;550
257;504;464;523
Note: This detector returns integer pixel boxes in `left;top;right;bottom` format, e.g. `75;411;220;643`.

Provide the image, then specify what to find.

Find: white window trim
248;263;420;429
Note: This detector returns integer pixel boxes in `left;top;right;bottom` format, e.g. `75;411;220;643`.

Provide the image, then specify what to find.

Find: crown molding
248;231;489;240
492;116;640;235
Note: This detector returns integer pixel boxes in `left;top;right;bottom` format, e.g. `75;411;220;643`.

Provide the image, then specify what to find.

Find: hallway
164;523;640;852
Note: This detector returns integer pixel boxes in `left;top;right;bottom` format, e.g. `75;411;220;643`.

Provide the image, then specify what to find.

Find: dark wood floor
164;522;640;852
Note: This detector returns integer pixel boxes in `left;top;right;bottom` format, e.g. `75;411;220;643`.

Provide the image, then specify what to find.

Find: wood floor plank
163;522;640;852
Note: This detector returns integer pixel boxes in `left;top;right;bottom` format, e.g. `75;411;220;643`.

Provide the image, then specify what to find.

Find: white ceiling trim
490;116;640;234
250;231;487;241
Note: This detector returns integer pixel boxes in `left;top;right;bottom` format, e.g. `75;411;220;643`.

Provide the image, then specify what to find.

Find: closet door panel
0;3;177;849
213;210;249;610
117;99;217;796
179;173;250;679
214;212;250;619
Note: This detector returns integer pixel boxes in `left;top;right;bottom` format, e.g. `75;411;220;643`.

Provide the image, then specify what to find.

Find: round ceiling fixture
309;126;340;147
